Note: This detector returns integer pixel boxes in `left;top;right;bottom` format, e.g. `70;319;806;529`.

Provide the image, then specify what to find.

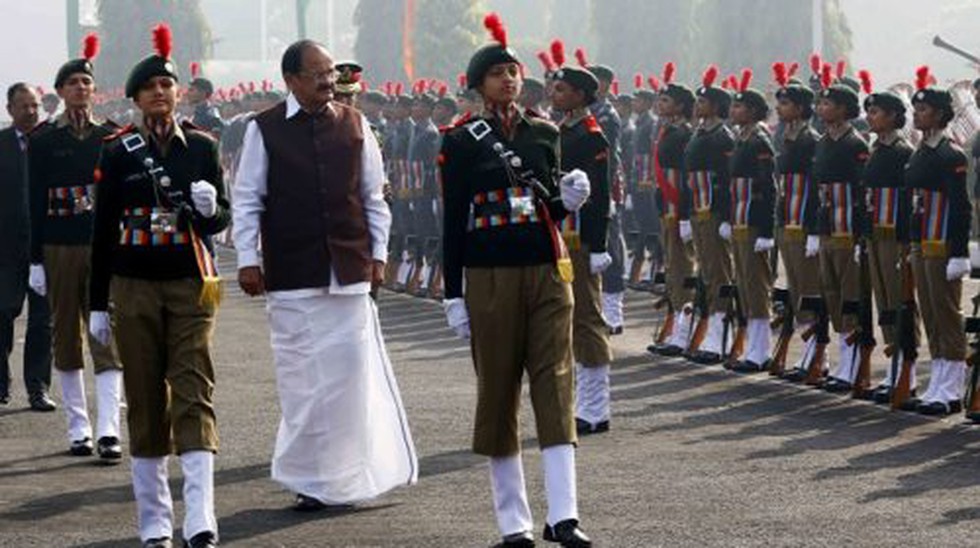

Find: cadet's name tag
150;211;179;234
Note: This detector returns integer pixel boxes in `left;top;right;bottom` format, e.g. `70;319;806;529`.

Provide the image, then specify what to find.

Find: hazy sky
1;0;979;119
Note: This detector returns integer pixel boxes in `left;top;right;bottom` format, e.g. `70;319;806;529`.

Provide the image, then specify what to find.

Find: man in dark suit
0;83;54;410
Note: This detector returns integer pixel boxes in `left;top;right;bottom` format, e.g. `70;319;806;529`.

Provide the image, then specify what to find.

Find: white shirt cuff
372;244;388;263
237;250;261;269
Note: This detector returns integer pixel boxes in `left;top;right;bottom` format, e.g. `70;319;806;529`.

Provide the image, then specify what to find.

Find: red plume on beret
663;62;676;85
537;51;555;72
483;13;507;48
809;53;822;74
438;83;448;97
634;72;643;90
858;69;872;94
610;80;619;95
773;62;788;88
739;68;753;92
915;65;931;90
721;79;730;90
727;75;739;90
821;63;832;89
190;62;200;79
836;60;846;80
82;33;100;61
702;64;719;88
550;40;566;68
457;74;467;89
574;47;588;67
238;82;248;94
395;82;404;95
787;62;800;78
648;75;661;92
152;23;173;59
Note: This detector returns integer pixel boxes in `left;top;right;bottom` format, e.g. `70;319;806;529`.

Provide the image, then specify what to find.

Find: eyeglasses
299;69;339;83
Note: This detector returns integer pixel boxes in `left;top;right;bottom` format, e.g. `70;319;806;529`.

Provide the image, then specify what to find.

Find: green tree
411;0;484;81
353;0;407;83
96;0;211;91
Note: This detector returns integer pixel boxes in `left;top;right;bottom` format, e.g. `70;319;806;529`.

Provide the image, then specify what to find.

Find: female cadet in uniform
440;13;593;548
88;25;228;548
904;66;972;416
727;70;777;372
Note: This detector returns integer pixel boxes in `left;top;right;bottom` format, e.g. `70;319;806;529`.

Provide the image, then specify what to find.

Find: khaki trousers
44;245;117;372
663;215;695;307
691;213;733;313
819;236;859;333
732;227;772;319
570;247;613;366
910;245;966;360
776;227;821;323
112;277;219;457
868;232;920;346
466;264;577;457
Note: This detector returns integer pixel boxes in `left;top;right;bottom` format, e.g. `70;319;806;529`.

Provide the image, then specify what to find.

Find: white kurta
233;95;417;503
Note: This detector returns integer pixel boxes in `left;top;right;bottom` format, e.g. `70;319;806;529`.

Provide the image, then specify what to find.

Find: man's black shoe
575;418;609;436
608;326;623;336
917;400;962;416
542;519;591;547
656;344;684;357
28;391;57;412
98;436;123;461
821;378;853;393
689;351;722;365
494;531;535;547
69;437;94;456
731;360;769;374
0;393;9;405
143;538;172;548
183;531;217;548
780;368;807;383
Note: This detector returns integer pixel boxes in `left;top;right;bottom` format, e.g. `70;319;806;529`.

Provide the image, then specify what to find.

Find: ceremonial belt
820;181;854;236
634;153;654;189
687;170;714;216
914;188;949;257
118;131;222;307
730;177;752;227
779;173;808;227
47;184;95;217
871;186;899;227
659;168;681;218
119;207;191;246
470;187;542;230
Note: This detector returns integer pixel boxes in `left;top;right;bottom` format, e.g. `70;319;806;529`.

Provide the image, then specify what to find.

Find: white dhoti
266;290;418;504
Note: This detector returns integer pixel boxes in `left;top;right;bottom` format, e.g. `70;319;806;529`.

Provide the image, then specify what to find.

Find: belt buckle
150;211;178;234
509;195;536;217
73;195;92;214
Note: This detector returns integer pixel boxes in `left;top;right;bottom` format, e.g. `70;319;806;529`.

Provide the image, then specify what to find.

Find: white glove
590;252;613;274
718;222;732;241
89;311;112;347
805;235;820;258
190;180;218;218
432;198;439;216
560;169;591;212
754;238;774;253
946;257;971;281
679;220;693;243
625;194;634;211
853;245;861;264
28;264;46;296
442;298;471;340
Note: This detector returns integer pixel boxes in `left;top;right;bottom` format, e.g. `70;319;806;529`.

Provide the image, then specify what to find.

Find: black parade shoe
575;418;610;436
821;378;853;394
542;519;592;547
494;531;535;547
69;437;94;457
730;359;770;374
688;350;722;365
183;531;217;548
917;400;962;416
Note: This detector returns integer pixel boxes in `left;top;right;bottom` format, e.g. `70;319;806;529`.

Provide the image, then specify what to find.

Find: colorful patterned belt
730;177;752;227
687;170;714;212
915;188;948;242
872;186;899;228
47;184;94;217
779;173;808;227
820;181;853;236
634;153;654;189
119;207;190;246
470;187;541;230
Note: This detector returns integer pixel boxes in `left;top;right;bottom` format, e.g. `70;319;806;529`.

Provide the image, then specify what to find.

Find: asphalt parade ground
3;261;980;547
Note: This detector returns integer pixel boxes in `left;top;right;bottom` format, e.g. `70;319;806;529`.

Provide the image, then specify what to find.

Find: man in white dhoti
233;39;417;511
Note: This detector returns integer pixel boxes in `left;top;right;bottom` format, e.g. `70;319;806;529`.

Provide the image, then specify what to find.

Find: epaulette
102;118;121;130
28;118;56;136
524;107;544;119
103;123;136;142
181;119;219;141
584;114;602;134
441;111;473;133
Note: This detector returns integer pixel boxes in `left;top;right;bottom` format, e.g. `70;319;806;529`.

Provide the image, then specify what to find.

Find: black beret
522;77;545;93
189;77;214;96
863;91;906;116
912;87;955;124
819;85;860;120
554;66;599;104
776;84;814;108
125;55;179;99
55;58;95;89
466;44;520;90
734;88;769;118
662;83;695;110
363;90;388;104
696;85;732;117
588;64;615;83
436;95;459;112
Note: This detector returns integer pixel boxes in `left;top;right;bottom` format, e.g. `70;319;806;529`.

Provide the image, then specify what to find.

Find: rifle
652;271;675;345
849;235;876;398
889;252;918;410
684;274;710;355
801;295;829;386
720;283;746;369
962;293;980;420
769;288;794;377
